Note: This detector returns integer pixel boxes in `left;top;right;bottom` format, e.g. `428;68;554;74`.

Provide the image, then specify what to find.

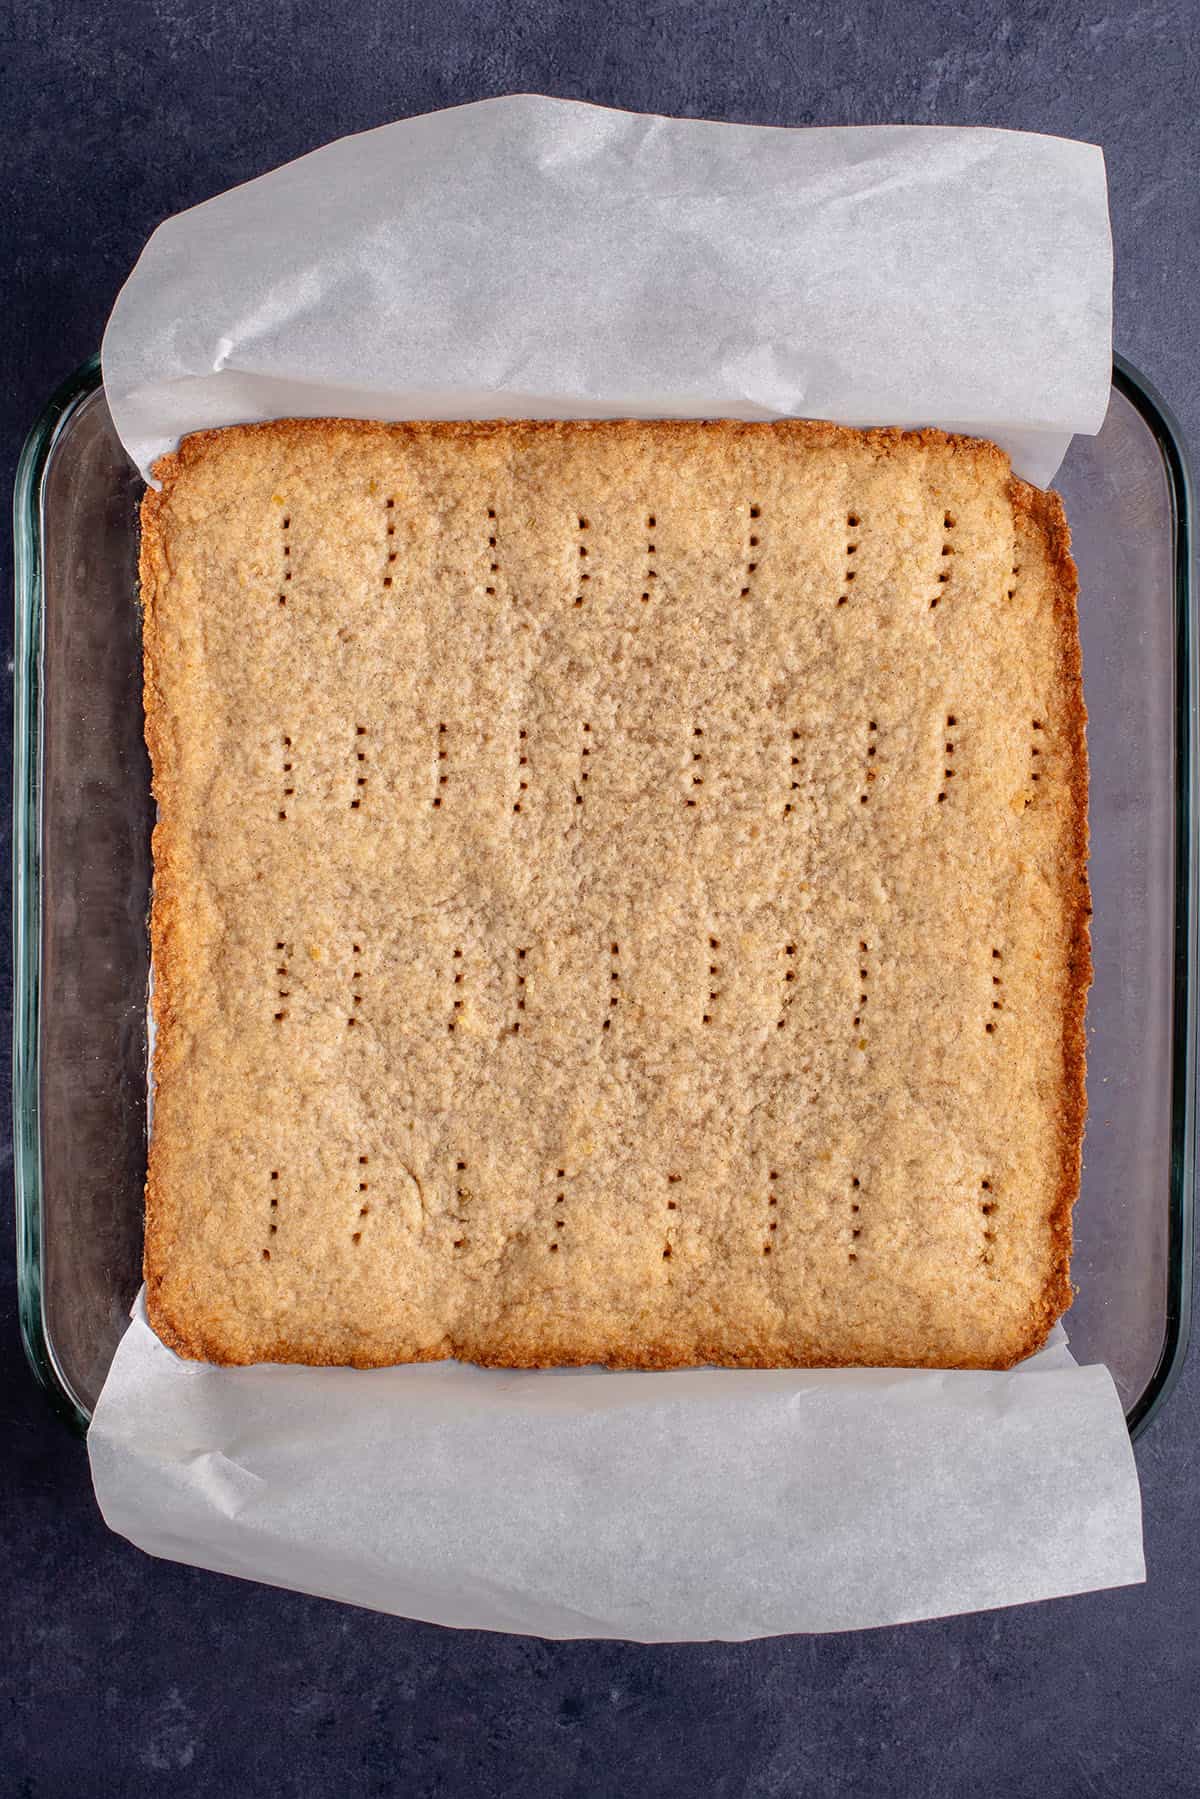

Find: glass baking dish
13;356;1195;1436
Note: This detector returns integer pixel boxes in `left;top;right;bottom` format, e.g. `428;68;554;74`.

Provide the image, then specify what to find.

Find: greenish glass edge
1113;354;1196;1440
13;353;103;1435
11;356;1194;1439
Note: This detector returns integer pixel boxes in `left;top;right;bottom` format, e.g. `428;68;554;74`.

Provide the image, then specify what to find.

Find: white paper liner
91;1296;1141;1641
102;97;1112;488
90;98;1137;1640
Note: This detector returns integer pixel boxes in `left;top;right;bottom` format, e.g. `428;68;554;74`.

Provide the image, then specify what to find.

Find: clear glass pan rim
11;354;1196;1438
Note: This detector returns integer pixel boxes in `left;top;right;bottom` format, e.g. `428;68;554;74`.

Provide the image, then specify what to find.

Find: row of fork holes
452;1158;469;1250
644;515;656;603
285;500;713;609
981;1179;998;1265
574;515;590;606
764;1170;781;1256
262;1155;371;1260
740;505;761;598
272;939;362;1025
551;1167;567;1251
937;715;957;803
941;714;1047;806
577;722;591;805
272;936;1008;1042
319;499;872;612
447;945;529;1034
383;497;396;588
853;942;868;1044
704;938;799;1031
452;942;618;1034
277;514;291;606
664;1172;681;1259
513;727;527;812
860;722;877;804
281;496;680;605
929;513;955;610
846;937;1003;1042
574;507;777;607
438;934;786;1035
433;723;448;807
850;938;1004;1043
783;728;800;817
763;1173;859;1261
279;736;293;818
361;497;1005;612
986;947;1003;1033
575;511;800;607
277;729;367;819
764;1173;997;1266
278;502;1020;615
517;719;593;812
836;513;859;606
454;1160;575;1255
279;498;769;614
278;717;1054;818
686;725;703;806
352;500;1013;612
260;1162;996;1265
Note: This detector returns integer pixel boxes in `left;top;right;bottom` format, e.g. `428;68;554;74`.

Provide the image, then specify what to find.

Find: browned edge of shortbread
139;418;1091;1371
1000;479;1091;1366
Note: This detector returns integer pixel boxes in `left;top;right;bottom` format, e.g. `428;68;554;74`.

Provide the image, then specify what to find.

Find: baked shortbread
140;419;1089;1369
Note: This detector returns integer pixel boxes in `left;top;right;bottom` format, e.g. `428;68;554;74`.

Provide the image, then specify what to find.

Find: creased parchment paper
91;98;1138;1640
91;1297;1140;1641
102;96;1112;487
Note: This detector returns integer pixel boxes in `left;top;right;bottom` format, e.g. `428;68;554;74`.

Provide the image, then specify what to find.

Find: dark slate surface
3;3;1198;1794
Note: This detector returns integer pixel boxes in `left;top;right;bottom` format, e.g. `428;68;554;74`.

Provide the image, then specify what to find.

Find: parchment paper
102;96;1112;487
90;98;1138;1640
91;1296;1140;1641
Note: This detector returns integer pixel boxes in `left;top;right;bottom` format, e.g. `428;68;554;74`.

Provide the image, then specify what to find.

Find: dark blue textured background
3;4;1199;1794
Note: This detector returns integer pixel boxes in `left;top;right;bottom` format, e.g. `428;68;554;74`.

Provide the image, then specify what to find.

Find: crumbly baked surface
140;417;1089;1370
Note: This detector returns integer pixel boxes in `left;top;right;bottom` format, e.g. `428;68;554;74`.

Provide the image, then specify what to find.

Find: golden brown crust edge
141;418;1089;1372
141;484;228;1364
147;412;1016;490
140;480;188;1355
996;478;1091;1369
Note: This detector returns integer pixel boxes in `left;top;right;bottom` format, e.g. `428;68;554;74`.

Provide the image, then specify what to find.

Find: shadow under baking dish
13;356;1196;1436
